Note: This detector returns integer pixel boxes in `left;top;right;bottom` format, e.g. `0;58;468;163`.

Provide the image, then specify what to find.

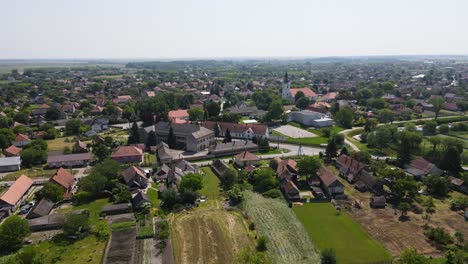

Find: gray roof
28;198;55;218
102;203;132;212
47;153;92;163
154;122;213;139
0;156;21;166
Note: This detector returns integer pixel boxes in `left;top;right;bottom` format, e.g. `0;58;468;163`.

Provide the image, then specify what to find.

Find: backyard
293;203;391;264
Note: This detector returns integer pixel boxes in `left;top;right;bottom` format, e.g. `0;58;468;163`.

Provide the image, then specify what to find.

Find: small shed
101;203;132;216
370;196;386;208
27;198;55;219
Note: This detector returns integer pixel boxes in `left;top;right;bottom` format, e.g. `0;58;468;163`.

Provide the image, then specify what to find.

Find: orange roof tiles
0;175;33;206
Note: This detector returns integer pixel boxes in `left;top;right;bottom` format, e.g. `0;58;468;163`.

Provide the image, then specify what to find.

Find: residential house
91;118;109;132
111;146;144;164
336;155;381;193
112;95;132;104
0;156;21;172
4;145;22;157
27;198;55;219
318;166;344;197
226;104;266;118
121;166;148;189
0;175;34;212
155;142;173;164
404;157;443;179
211;159;231;177
448;176;468;194
72;140;88;153
280;180;301;201
201;121;269;139
321;92;338;102
275;157;298;183
50;168;75;198
233;151;260;167
47;153;92;168
28;214;65;232
13;133;31;147
132;191;151;209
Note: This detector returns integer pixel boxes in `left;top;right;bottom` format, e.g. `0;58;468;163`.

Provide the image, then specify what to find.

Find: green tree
61;212;90;236
297;156;321;176
267;100;284;120
325;139;337;160
45;107;61;120
430;97;444;120
160;188;179;210
364;118;378;132
424;175;450;197
146;130;157;149
35;182;65;202
335;107;354;128
167;126;176;149
391;175;419;202
188;107;204;121
127;121;140;144
256;236;268;251
295;97;310;110
112;183;132;203
397;130;422;166
179;173;203;193
438;124;449;134
396;249;429;264
321;248;337;264
0;215;31;253
92;142;111;162
65;119;87;136
224;128;232;143
0;128;15;149
423;120;437;135
294;91;305;101
219;168;238;190
440;146;462;173
377;109;395;123
250;168;277;193
226;185;244;204
235;247;271;264
399;202;411;217
205;101;221;117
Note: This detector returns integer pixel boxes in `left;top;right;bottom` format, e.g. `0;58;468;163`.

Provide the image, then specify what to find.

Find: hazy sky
2;0;468;59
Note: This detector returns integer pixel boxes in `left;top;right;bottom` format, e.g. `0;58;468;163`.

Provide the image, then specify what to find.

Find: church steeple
284;72;289;83
282;72;291;101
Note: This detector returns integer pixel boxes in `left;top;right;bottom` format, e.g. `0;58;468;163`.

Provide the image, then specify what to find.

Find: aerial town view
0;1;467;264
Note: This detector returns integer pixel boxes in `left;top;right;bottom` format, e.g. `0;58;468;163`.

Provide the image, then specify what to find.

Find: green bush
262;189;283;199
425;227;453;246
137;226;154;239
450;196;468;210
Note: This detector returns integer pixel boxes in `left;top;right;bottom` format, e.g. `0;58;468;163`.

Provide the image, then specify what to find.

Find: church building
282;72;318;103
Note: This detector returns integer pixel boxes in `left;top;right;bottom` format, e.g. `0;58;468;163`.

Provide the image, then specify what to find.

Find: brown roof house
50;168;75;198
336;155;381;193
404;157;443;179
47;153;92;168
318;166;344;197
0;175;34;212
13;133;31;147
111;146;144;164
233;151;260;167
275;157;298;182
280;180;301;201
72;140;88;153
121;166;148;189
4;145;22;157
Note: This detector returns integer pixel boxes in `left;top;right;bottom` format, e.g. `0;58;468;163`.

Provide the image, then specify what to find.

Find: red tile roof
234;151;260;162
168;109;189;119
290;88;317;98
0;175;33;206
319;166;339;187
50;168;75;190
111;146;143;158
4;145;22;156
15;133;30;142
322;92;338;100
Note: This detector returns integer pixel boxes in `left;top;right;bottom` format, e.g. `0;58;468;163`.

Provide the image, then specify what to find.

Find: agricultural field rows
243;191;320;264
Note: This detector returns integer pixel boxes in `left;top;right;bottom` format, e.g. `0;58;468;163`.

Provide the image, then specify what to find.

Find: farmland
242;191;320;264
293;203;391;264
170;167;254;264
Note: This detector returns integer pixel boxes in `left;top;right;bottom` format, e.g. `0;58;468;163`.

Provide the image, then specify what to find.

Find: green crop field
243;191;320;264
293;203;391;264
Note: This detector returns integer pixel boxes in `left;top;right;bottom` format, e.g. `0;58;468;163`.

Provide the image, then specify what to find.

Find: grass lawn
199;167;221;208
0;167;66;181
144;153;156;164
46;137;91;152
147;183;161;207
293;203;391;264
56;198;111;226
286;136;328;146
